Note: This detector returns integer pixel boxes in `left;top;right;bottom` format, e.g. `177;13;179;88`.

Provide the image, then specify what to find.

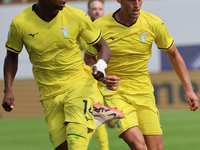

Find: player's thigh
135;93;162;135
64;85;95;132
120;126;145;145
41;94;67;149
104;94;139;136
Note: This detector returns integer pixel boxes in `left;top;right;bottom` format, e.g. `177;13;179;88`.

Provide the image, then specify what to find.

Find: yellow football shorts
104;93;162;136
93;80;104;104
41;85;95;149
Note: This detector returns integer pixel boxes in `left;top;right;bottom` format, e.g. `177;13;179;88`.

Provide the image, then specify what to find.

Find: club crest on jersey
137;32;149;42
58;26;71;37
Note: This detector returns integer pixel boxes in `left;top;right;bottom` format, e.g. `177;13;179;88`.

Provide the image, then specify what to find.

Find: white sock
94;118;103;127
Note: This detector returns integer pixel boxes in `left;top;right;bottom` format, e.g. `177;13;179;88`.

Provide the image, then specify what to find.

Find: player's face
118;0;143;20
88;1;104;21
47;0;67;11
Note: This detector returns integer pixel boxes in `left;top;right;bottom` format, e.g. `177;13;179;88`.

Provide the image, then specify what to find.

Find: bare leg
120;126;148;150
144;135;163;150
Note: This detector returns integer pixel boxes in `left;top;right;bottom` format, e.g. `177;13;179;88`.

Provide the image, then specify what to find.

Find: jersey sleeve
79;13;101;45
6;19;23;54
154;18;174;51
85;44;98;56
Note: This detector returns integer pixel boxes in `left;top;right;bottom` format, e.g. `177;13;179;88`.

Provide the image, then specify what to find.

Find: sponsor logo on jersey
58;26;71;37
109;37;118;41
137;32;149;42
28;32;39;37
85;117;93;121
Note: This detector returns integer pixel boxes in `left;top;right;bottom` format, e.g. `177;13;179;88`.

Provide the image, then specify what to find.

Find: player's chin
95;15;100;20
58;4;65;10
58;7;64;10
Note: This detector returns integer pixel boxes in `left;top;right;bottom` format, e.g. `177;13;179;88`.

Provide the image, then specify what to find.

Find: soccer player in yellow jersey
2;0;124;150
84;0;199;150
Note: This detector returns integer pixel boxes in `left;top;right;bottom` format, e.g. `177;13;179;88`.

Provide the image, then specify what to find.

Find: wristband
92;59;107;77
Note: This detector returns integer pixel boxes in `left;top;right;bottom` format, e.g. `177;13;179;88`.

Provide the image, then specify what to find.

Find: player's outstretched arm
2;50;18;112
84;53;120;91
165;45;199;111
86;37;110;81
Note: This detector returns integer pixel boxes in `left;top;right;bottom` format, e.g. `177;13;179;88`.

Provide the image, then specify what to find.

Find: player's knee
126;141;147;150
134;143;148;150
121;132;148;150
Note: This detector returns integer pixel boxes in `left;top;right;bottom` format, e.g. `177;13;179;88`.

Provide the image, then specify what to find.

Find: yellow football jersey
6;4;101;100
78;37;87;53
86;9;174;95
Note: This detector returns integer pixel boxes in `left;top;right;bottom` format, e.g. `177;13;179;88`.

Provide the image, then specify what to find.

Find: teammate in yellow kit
2;0;124;150
85;0;199;150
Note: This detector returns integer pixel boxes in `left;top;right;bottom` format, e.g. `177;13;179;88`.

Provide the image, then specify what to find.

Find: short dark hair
88;0;104;9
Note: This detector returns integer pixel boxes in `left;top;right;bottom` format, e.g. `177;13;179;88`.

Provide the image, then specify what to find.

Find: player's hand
102;75;120;91
92;66;105;81
186;91;199;111
2;91;15;112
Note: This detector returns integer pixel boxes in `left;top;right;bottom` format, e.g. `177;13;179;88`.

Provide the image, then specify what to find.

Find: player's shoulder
63;4;87;18
140;9;163;26
64;4;83;13
12;5;33;24
94;12;113;25
139;10;164;28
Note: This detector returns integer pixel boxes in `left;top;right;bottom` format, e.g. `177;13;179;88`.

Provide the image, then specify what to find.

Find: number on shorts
83;100;93;115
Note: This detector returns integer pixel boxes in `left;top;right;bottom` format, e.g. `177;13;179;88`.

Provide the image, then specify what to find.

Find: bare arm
85;37;110;81
165;44;199;111
84;53;97;67
84;37;110;67
84;37;120;91
2;50;18;112
92;37;111;64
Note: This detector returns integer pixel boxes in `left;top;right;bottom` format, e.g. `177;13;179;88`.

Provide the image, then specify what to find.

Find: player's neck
115;9;137;26
34;3;59;22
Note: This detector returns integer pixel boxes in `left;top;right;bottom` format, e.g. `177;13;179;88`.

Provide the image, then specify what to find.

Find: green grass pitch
0;110;199;150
